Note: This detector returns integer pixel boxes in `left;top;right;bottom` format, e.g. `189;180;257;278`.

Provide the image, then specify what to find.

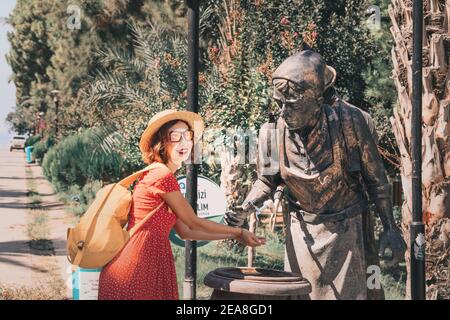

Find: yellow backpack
66;163;164;269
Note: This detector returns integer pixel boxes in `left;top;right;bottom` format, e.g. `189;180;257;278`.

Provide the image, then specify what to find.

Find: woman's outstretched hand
234;229;266;247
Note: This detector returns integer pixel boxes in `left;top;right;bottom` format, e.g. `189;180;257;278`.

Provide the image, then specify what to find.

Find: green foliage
362;0;400;175
197;0;378;207
57;180;103;218
6;0;57;134
6;0;53;99
24;135;41;148
6;0;177;138
380;265;407;300
8;0;378;154
79;21;190;173
201;0;376;111
32;136;55;161
8;0;382;182
42;127;124;191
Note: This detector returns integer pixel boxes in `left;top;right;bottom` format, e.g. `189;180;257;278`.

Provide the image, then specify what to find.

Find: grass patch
381;263;407;300
27;210;50;240
25;168;41;206
0;279;67;300
26;209;54;252
381;273;406;300
25;168;37;186
25;167;53;251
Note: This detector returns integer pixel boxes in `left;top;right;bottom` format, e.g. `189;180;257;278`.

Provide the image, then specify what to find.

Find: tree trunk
389;0;450;299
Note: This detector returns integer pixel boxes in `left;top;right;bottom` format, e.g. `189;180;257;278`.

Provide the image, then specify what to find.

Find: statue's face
272;79;322;130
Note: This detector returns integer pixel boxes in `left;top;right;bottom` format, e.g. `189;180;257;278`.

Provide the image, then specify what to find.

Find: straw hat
139;109;204;154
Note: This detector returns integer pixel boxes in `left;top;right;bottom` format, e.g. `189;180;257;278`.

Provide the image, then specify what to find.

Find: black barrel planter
204;267;312;300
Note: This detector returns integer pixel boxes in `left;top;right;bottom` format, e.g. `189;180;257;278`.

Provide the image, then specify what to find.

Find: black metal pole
184;0;199;300
55;97;59;137
411;0;425;300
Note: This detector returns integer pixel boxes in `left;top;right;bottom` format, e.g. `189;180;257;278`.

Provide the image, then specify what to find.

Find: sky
0;0;16;149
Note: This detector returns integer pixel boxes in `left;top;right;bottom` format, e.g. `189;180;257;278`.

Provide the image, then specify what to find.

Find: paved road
0;148;71;297
0;148;36;286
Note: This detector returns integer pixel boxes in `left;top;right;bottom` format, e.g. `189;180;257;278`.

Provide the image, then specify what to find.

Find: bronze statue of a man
226;50;406;300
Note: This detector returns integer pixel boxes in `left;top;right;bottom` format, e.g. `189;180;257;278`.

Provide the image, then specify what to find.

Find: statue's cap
272;50;336;94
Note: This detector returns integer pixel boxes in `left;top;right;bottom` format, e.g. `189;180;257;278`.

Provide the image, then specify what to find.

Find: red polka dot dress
98;162;180;300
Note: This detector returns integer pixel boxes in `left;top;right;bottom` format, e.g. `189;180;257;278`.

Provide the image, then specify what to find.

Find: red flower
280;17;290;26
293;32;299;38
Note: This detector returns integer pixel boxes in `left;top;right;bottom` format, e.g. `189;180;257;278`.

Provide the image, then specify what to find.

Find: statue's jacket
244;97;389;299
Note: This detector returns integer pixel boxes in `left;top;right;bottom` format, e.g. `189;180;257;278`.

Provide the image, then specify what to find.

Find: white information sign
72;268;102;300
177;175;227;219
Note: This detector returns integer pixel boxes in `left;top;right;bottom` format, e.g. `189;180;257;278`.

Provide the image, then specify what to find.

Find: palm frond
84;126;124;161
96;46;147;80
199;4;214;37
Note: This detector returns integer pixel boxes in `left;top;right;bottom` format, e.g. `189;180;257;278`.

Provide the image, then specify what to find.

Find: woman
98;110;265;300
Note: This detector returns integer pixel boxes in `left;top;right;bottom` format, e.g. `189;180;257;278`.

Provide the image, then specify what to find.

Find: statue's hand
224;204;254;227
378;226;406;268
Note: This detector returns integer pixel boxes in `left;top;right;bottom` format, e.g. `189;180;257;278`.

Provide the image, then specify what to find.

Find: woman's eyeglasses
168;130;194;143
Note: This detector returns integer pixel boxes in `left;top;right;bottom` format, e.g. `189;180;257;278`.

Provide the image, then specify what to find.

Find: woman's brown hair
141;119;192;165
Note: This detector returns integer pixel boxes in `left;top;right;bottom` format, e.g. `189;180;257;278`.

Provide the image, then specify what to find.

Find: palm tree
389;0;450;299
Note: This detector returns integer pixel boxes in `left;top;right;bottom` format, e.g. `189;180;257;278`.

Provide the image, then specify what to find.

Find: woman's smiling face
166;121;193;165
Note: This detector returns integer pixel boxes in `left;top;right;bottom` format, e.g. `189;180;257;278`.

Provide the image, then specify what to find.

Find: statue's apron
279;106;382;300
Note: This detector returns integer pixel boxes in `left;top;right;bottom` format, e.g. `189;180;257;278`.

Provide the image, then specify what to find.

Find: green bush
57;180;103;218
24;135;41;148
33;136;55;161
42;127;123;192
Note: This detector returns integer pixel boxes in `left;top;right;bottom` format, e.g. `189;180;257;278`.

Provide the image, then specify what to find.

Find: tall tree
6;0;182;137
389;0;450;299
6;0;54;134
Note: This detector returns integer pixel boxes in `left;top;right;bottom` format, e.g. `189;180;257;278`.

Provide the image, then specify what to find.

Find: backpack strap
120;162;172;236
128;201;165;237
128;162;176;235
118;163;156;188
